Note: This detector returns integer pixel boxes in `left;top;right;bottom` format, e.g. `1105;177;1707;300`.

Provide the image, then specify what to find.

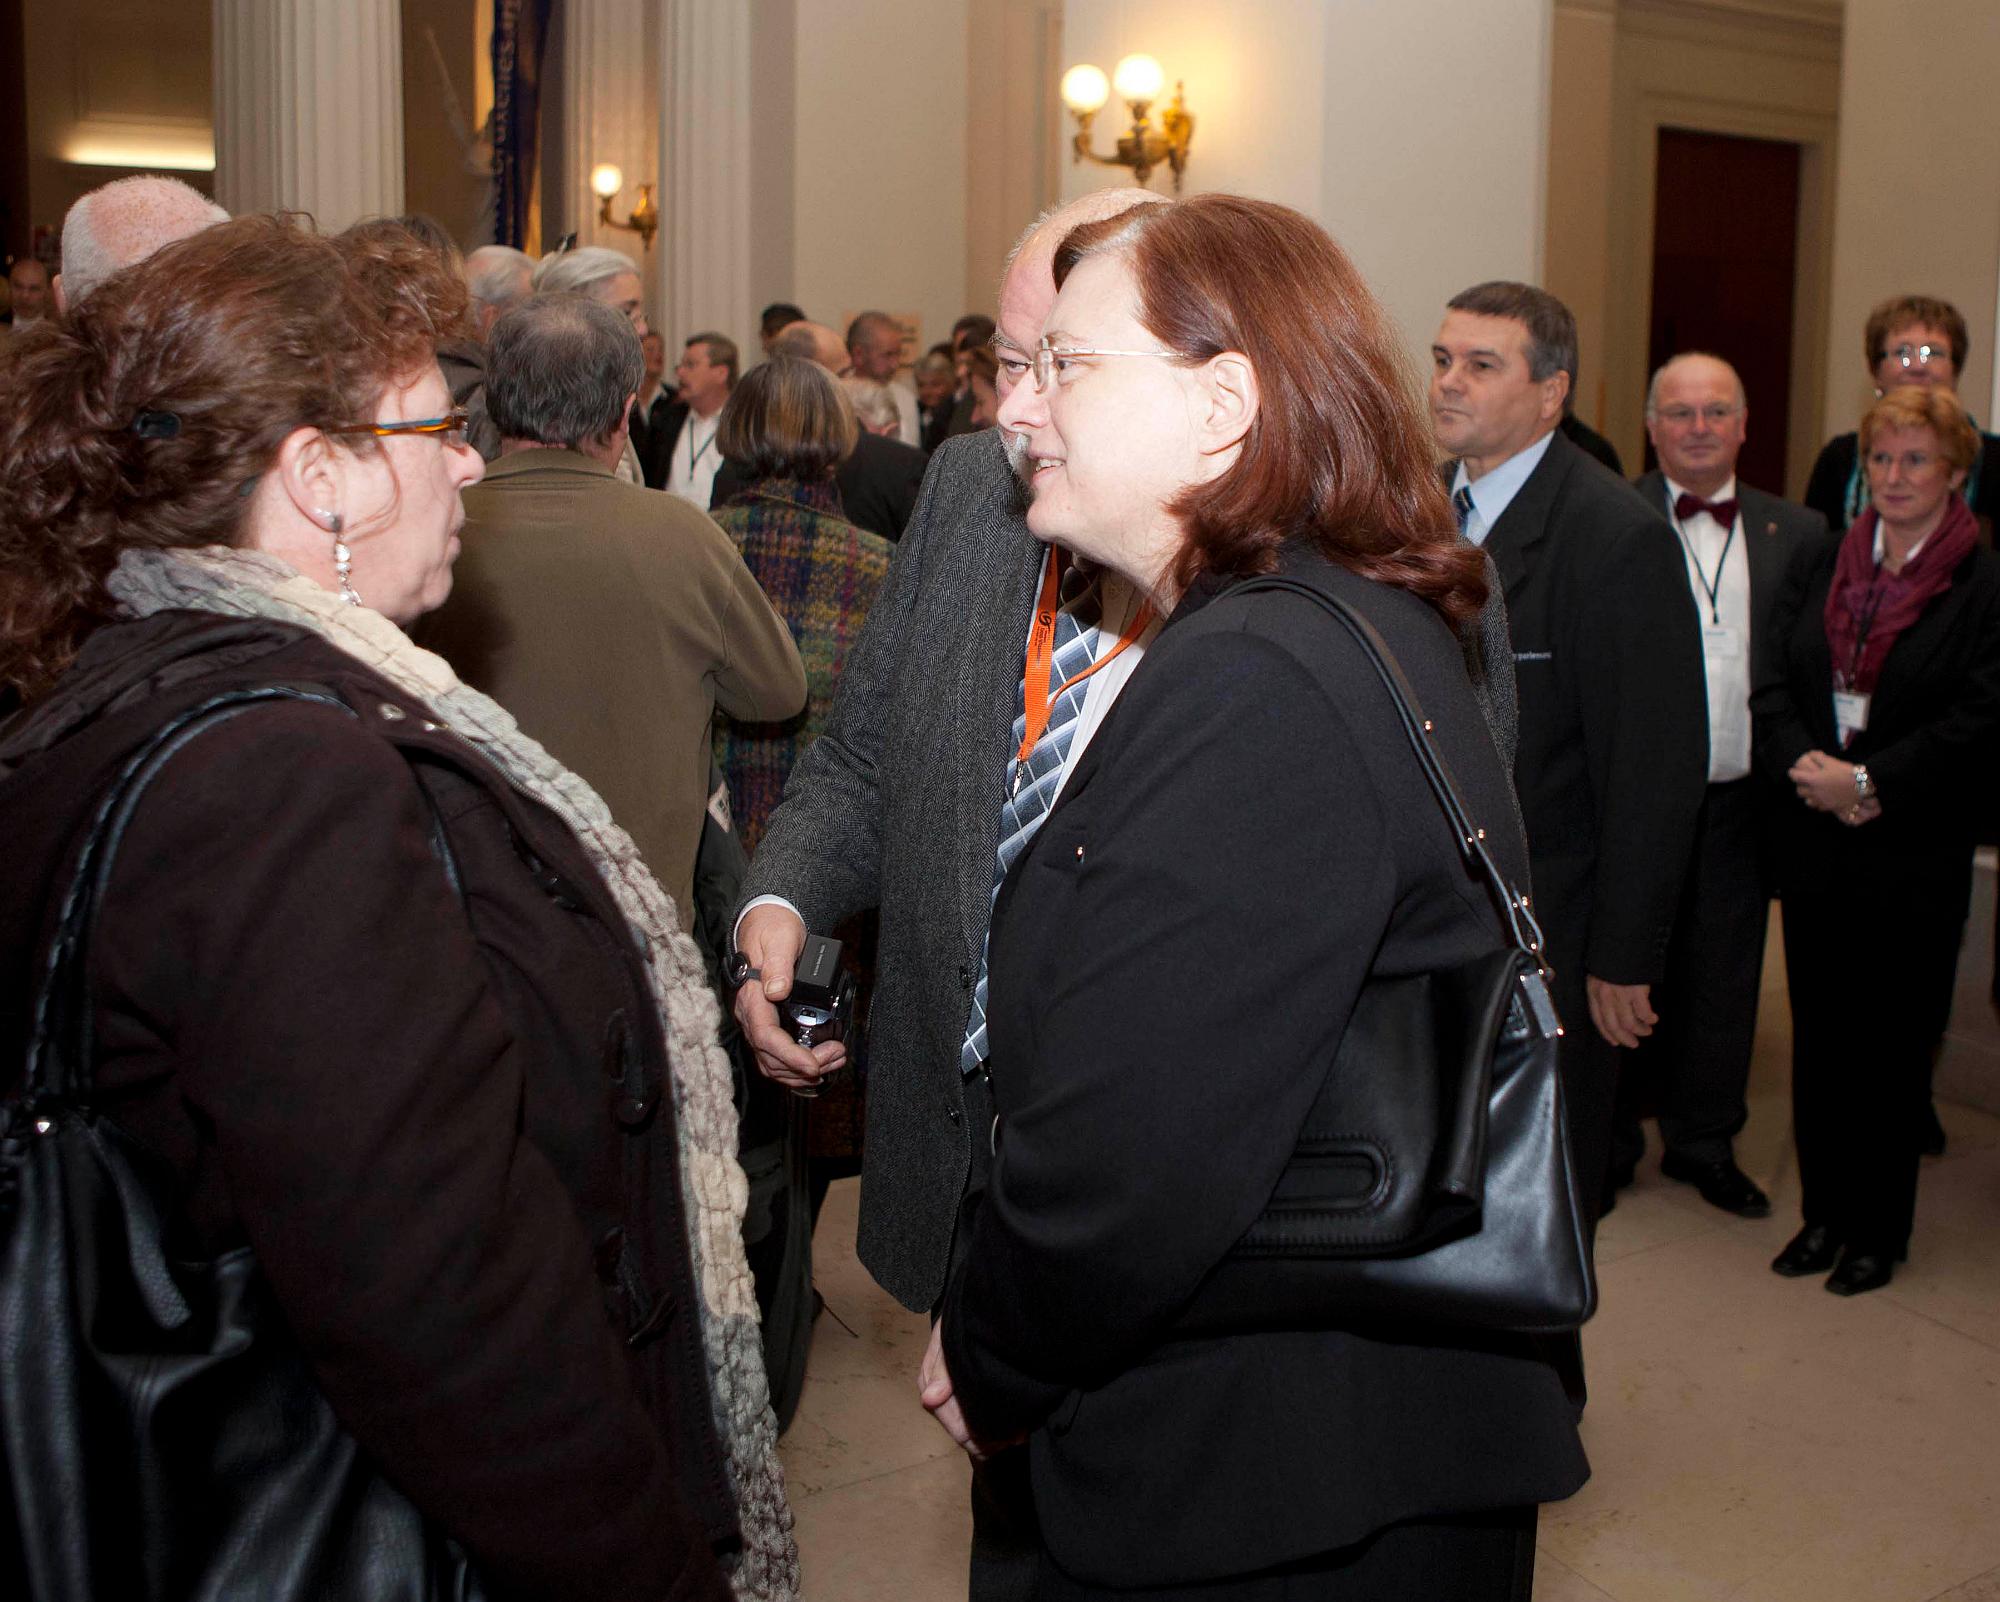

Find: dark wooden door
1646;128;1801;496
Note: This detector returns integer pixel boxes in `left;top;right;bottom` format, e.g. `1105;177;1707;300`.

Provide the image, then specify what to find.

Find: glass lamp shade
1112;53;1165;104
1060;62;1111;115
1064;63;1112;115
590;162;624;199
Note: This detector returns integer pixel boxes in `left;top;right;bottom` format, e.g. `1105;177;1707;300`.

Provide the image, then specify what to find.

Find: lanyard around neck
1666;491;1736;625
1015;548;1153;774
686;413;718;475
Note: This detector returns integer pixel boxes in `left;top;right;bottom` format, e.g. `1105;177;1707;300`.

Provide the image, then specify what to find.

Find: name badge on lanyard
1833;689;1870;748
1702;624;1744;661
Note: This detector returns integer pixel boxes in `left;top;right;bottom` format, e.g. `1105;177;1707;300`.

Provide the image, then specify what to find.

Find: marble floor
776;914;2000;1600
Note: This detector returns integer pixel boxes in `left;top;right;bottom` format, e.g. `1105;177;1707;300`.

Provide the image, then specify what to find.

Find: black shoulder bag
1178;578;1595;1338
1;688;486;1601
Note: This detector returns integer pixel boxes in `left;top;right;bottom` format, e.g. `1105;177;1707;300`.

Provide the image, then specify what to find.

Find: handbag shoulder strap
26;684;356;1106
1229;575;1549;970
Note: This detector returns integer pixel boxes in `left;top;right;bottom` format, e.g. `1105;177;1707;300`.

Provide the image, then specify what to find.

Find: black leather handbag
1179;578;1596;1338
1;689;486;1601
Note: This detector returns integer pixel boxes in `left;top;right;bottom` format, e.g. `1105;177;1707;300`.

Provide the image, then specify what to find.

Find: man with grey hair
464;243;535;338
846;310;922;446
1611;351;1827;1219
532;246;650;481
52;175;228;313
417;293;804;920
841;375;902;437
727;185;1165;1599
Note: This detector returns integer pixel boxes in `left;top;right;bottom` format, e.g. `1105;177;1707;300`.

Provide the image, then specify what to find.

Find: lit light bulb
1112;53;1165;104
1061;63;1110;115
590;163;624;199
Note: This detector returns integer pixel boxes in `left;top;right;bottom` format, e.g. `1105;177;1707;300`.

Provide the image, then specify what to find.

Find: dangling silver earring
323;511;361;607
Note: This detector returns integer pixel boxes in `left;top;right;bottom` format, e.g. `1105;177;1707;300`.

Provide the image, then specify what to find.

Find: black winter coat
0;612;738;1602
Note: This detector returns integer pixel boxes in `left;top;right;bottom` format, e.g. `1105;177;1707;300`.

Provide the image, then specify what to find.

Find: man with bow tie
1430;282;1709;1236
1617;352;1829;1216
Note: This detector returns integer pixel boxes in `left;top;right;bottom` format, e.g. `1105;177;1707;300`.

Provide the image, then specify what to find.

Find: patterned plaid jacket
712;477;894;853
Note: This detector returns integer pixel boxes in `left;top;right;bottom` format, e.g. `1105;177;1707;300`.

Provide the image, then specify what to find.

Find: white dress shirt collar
1449;428;1557;546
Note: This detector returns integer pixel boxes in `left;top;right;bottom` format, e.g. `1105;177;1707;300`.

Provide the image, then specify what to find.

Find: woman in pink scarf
1754;386;2000;1296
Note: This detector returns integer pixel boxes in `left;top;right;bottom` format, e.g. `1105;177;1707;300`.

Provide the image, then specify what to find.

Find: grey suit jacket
741;430;1041;1311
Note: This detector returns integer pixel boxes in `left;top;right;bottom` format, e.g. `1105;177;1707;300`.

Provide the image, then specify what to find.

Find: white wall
1058;0;1549;366
791;0;971;354
1825;0;2000;436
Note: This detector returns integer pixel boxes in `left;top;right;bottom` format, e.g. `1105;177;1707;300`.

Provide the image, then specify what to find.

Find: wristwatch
1853;764;1875;802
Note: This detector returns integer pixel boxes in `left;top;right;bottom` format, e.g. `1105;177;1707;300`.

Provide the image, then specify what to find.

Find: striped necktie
959;571;1104;1076
1454;484;1477;535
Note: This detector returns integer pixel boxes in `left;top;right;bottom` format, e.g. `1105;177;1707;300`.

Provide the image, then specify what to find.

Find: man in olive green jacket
420;294;805;919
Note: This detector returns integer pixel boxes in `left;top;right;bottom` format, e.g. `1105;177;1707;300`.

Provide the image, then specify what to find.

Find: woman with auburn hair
0;215;794;1598
919;194;1586;1598
1755;385;2000;1298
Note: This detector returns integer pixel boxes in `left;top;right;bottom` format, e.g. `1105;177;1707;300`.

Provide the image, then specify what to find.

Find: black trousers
942;1067;1042;1602
1547;960;1617;1238
1613;778;1766;1172
1781;876;1965;1255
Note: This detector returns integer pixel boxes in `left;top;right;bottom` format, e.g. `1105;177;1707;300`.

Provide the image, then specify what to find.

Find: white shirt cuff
733;894;805;949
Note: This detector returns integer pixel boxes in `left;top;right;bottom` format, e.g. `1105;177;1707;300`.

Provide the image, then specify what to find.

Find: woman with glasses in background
1805;294;2000;537
0;215;793;1599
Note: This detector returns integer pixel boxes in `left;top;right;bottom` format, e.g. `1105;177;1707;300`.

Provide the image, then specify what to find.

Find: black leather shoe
1825;1248;1895;1296
1772;1224;1842;1277
1660;1153;1771;1218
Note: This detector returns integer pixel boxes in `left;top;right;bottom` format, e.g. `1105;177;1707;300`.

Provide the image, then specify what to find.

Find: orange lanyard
1014;548;1154;776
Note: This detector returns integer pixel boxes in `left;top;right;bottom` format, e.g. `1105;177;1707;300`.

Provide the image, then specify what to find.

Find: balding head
58;176;229;311
1646;351;1746;416
771;319;851;375
994;186;1168;395
1645;351;1749;497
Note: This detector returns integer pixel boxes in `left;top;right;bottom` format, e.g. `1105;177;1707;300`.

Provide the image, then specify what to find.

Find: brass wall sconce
590;163;658;251
1060;54;1195;192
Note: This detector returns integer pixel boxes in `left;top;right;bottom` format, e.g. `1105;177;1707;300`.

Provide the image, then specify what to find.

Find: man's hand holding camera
731;905;852;1096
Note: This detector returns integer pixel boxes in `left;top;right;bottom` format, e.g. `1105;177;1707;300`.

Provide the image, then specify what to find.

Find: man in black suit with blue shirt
1615;352;1829;1216
1431;281;1709;1231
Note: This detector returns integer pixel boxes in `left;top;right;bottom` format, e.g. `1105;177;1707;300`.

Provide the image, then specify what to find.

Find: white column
213;0;404;230
661;0;754;353
561;0;658;305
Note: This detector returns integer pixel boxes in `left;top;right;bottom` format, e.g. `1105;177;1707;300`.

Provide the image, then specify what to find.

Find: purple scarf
1822;493;1978;695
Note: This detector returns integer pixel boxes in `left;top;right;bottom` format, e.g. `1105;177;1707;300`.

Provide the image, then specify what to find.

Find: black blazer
1631;470;1831;675
1752;533;2000;898
1475;432;1709;991
941;551;1588;1588
637;397;691;490
630;389;682;484
711;430;928;542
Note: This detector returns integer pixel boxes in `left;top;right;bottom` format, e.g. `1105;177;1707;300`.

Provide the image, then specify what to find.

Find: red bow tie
1675;492;1738;527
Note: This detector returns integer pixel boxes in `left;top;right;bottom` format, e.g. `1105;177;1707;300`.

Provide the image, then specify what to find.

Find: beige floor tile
1546;1213;2000;1602
1876;1140;2000;1355
1931;1565;2000;1601
790;1452;972;1601
1533;1548;1620;1601
779;1185;955;1499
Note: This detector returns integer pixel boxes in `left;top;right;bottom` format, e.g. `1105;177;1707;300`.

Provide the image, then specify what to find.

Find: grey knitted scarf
106;546;799;1601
